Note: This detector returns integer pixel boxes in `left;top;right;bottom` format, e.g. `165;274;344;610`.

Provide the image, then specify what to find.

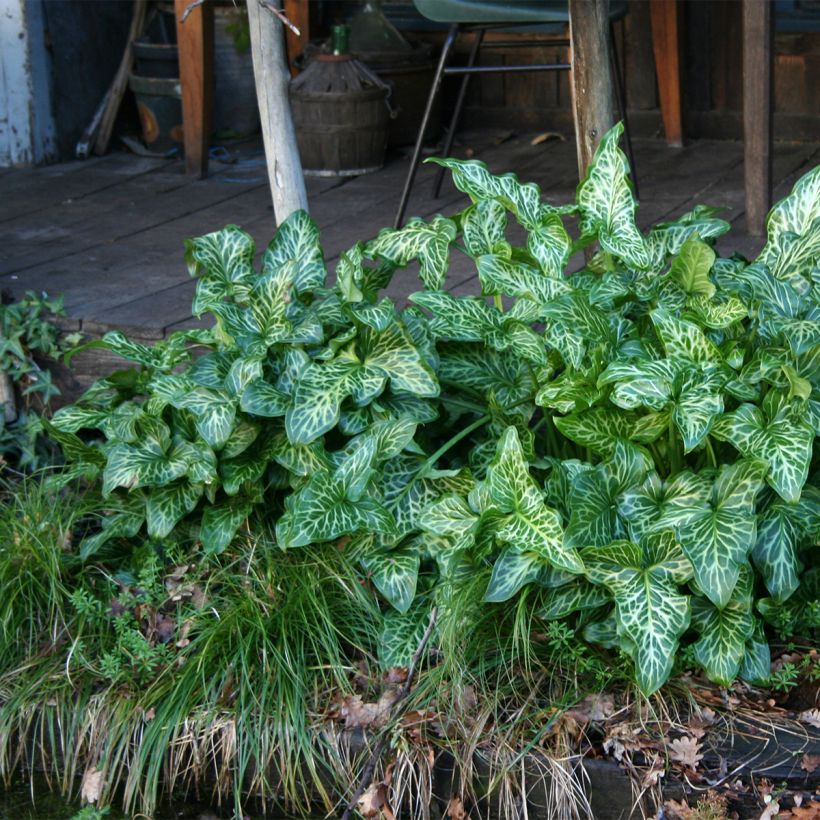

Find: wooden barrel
290;57;389;176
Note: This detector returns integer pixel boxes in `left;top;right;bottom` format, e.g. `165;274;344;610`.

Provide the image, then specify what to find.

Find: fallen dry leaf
340;690;399;729
801;753;820;774
445;795;468;820
384;667;407;685
782;801;820;819
567;693;615;724
798;708;820;729
661;799;693;819
602;722;644;762
687;706;717;738
668;735;703;770
357;782;393;820
530;131;564;146
80;767;104;803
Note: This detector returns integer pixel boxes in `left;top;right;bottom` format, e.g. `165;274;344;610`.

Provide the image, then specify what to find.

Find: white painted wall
0;0;57;167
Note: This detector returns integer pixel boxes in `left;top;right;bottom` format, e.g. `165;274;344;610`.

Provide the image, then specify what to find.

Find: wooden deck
2;133;819;345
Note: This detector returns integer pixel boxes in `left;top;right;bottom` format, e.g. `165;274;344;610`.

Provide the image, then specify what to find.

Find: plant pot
128;74;183;153
133;39;179;79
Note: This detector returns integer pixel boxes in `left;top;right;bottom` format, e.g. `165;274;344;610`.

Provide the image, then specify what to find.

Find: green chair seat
413;0;627;25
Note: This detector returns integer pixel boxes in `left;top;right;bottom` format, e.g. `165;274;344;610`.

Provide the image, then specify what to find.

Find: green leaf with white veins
362;549;420;613
658;459;766;608
462;199;508;256
103;441;191;495
752;502;802;602
426;158;546;229
565;440;648;549
577;122;651;270
757;165;820;277
650;308;722;363
672;366;725;452
537;579;611;620
554;407;636;459
420;494;479;550
146;480;203;538
484;549;543;603
240;379;289;418
483;427;583;574
184;225;256;312
263;209;326;293
691;565;755;687
361;321;439;397
200;498;252;555
366;215;456;290
669;236;716;298
581;531;693;695
286;358;359;445
528;212;571;276
711;401;814;503
476;253;571;303
177;387;237;448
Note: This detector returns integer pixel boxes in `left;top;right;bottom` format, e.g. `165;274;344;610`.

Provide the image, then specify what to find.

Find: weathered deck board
2;134;819;345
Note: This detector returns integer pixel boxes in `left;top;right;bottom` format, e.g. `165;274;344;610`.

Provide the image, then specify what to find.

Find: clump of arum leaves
47;123;819;696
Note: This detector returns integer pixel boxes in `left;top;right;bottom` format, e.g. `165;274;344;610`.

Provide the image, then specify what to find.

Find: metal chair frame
394;21;637;228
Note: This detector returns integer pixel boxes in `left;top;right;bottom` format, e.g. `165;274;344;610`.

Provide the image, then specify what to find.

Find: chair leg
394;24;459;229
432;27;485;199
609;23;639;198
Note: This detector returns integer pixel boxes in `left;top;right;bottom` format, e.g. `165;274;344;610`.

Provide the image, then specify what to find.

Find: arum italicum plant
49;122;819;695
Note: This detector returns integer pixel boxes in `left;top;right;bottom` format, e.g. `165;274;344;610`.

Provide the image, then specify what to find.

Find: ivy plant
49;123;819;694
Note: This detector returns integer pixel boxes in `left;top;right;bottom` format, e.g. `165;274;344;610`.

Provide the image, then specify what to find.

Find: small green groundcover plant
47;123;818;696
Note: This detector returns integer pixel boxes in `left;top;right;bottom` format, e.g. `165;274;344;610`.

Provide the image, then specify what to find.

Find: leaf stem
668;415;681;475
494;294;504;312
391;413;491;508
704;435;717;469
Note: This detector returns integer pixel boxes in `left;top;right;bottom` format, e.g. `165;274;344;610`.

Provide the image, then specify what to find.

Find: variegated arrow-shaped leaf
184;224;256;313
200;497;253;555
581;531;693;695
577;122;651;270
146;480;203;538
426;157;545;230
650;308;722;363
362;549;420;613
263;208;326;293
757;165;820;278
752;500;803;602
380;600;432;669
482;427;583;577
656;459;766;607
103;441;192;495
462;199;508;256
691;565;755;687
367;215;456;290
711;400;814;503
537;579;611;620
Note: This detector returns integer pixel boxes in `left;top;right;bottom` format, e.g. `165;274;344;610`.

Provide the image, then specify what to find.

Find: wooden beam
175;0;214;178
94;0;147;156
282;0;308;77
649;0;683;147
568;0;616;179
246;0;308;221
742;0;773;236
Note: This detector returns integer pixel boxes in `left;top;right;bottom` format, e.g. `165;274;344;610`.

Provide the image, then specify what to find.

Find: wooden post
246;0;308;221
649;0;683;148
283;0;309;77
569;0;616;179
175;0;214;178
743;0;773;236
